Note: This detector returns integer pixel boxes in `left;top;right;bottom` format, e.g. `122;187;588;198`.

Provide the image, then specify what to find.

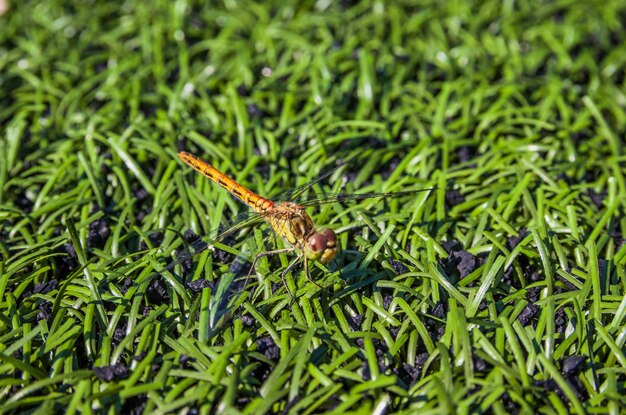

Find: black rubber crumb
256;336;280;361
93;362;129;381
506;228;529;250
187;278;214;293
440;240;478;279
87;217;111;248
146;279;169;304
36;302;53;321
389;259;409;275
121;393;147;415
562;355;586;376
240;314;255;328
348;314;364;331
445;189;465;207
33;280;59;294
179;354;195;366
518;303;539;326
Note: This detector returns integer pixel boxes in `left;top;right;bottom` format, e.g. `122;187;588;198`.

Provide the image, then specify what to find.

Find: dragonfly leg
245;248;295;289
281;254;303;300
303;257;322;289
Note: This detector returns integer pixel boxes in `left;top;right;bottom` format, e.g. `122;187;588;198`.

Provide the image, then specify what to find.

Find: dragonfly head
305;228;338;264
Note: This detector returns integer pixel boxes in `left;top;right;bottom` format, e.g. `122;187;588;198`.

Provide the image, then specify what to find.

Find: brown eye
323;229;336;245
309;233;328;252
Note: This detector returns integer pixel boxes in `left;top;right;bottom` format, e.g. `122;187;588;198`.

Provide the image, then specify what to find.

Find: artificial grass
1;0;626;413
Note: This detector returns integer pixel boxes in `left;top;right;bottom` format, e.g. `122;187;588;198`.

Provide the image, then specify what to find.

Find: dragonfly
177;151;433;298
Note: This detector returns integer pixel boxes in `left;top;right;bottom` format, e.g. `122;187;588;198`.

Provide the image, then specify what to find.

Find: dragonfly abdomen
179;152;272;213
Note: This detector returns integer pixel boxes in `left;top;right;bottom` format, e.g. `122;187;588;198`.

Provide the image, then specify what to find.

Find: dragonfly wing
275;159;351;202
298;188;436;207
162;211;267;274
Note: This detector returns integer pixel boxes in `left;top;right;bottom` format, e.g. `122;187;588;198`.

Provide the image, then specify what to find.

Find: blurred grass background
1;0;626;413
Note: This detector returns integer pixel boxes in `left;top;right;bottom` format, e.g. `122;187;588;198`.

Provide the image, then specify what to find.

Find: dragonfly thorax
270;202;338;264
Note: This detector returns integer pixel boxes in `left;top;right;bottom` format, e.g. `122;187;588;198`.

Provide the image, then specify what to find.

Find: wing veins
162;211;273;273
298;188;436;206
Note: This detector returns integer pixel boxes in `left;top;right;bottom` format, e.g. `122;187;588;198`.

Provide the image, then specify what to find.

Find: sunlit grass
1;0;626;413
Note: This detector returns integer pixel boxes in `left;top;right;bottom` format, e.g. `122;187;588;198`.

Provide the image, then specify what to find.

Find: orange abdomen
178;152;273;214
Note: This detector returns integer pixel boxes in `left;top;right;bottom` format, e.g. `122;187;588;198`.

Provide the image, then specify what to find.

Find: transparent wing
274;159;350;202
162;210;269;274
297;187;436;207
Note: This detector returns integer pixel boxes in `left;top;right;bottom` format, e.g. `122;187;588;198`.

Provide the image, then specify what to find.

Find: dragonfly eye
306;229;338;264
309;233;328;252
323;229;337;246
